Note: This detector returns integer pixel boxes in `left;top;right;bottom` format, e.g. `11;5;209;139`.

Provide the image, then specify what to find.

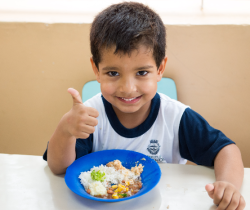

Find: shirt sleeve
42;134;93;161
179;108;235;166
75;134;93;159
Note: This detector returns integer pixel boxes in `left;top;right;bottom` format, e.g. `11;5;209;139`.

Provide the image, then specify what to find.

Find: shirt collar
101;93;160;138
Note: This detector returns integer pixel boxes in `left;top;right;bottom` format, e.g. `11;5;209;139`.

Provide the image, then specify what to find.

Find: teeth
121;97;137;101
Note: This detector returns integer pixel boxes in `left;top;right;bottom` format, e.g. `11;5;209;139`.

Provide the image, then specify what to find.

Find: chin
114;105;141;114
121;109;139;114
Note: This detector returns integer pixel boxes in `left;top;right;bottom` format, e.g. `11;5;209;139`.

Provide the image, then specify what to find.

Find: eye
137;71;148;76
108;71;119;77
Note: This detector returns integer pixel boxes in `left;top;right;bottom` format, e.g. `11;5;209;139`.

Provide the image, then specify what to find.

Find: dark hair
90;2;166;69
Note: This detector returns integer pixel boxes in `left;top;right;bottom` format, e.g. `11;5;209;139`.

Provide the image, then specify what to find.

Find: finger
68;88;83;105
81;124;96;135
236;196;246;210
213;184;225;206
81;124;95;134
74;124;96;139
205;184;215;199
85;106;99;118
84;116;98;127
226;192;240;210
216;187;234;210
75;132;90;139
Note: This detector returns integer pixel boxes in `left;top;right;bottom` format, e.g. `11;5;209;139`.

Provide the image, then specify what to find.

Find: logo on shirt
148;155;165;163
147;140;160;155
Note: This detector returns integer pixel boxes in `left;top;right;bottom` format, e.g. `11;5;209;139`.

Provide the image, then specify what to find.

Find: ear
157;56;168;82
90;57;101;83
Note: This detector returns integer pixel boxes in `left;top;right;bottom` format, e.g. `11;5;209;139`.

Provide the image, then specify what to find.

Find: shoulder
158;92;189;113
155;93;190;129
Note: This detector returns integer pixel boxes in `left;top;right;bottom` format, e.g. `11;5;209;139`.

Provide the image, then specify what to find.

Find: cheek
139;80;157;93
100;82;116;95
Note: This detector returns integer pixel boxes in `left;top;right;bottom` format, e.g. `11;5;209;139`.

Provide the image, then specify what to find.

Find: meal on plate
79;160;144;199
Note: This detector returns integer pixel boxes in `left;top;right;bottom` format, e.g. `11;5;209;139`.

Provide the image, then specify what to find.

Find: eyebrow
102;65;154;71
135;65;154;70
102;66;119;71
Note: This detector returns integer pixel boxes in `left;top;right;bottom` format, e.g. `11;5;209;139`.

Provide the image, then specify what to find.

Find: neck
112;102;151;129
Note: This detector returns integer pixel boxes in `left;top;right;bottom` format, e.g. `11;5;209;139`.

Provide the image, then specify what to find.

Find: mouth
117;95;142;104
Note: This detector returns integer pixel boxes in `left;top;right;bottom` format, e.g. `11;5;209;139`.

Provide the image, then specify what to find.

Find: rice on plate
79;160;144;199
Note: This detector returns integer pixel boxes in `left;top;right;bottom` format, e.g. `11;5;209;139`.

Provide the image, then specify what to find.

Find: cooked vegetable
119;193;127;197
112;193;119;199
91;170;106;182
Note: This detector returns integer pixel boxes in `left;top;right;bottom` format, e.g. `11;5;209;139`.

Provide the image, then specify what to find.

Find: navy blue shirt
43;95;234;166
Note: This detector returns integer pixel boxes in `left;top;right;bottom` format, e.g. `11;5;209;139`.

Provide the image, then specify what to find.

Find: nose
119;77;137;94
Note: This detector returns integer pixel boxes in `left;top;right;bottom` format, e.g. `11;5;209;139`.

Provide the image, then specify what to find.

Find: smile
121;97;137;101
117;95;142;103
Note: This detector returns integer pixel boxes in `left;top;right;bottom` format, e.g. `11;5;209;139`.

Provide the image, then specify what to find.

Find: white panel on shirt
84;93;188;164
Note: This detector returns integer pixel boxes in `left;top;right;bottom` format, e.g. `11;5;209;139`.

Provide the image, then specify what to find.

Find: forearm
47;115;76;175
214;144;244;190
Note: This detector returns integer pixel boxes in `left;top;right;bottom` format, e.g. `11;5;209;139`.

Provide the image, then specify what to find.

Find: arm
47;88;98;175
214;144;244;190
178;108;246;209
205;144;246;210
47;114;77;175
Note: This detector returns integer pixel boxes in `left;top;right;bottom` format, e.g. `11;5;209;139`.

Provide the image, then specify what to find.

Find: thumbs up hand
65;88;99;139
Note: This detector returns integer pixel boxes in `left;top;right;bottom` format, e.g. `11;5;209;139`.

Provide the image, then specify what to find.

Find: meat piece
106;162;114;167
131;164;144;175
106;160;125;171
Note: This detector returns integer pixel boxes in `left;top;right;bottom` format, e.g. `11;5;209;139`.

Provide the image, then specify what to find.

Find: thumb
67;88;83;105
205;183;215;199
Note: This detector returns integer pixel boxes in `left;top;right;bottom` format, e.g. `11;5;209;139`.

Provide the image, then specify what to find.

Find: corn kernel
118;184;125;188
114;189;118;193
131;189;133;192
117;188;122;192
121;188;127;193
112;193;119;199
112;185;117;189
118;194;123;198
126;187;129;192
125;181;130;186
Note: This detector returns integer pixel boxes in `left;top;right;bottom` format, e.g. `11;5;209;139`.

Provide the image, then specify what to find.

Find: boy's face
91;45;167;116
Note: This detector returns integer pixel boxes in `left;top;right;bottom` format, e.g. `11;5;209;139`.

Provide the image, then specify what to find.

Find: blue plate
65;149;161;202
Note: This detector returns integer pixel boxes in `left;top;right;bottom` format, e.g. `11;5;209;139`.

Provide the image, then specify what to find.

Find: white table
0;154;249;210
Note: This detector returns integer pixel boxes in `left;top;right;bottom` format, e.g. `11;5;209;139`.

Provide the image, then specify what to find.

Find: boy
43;2;245;209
